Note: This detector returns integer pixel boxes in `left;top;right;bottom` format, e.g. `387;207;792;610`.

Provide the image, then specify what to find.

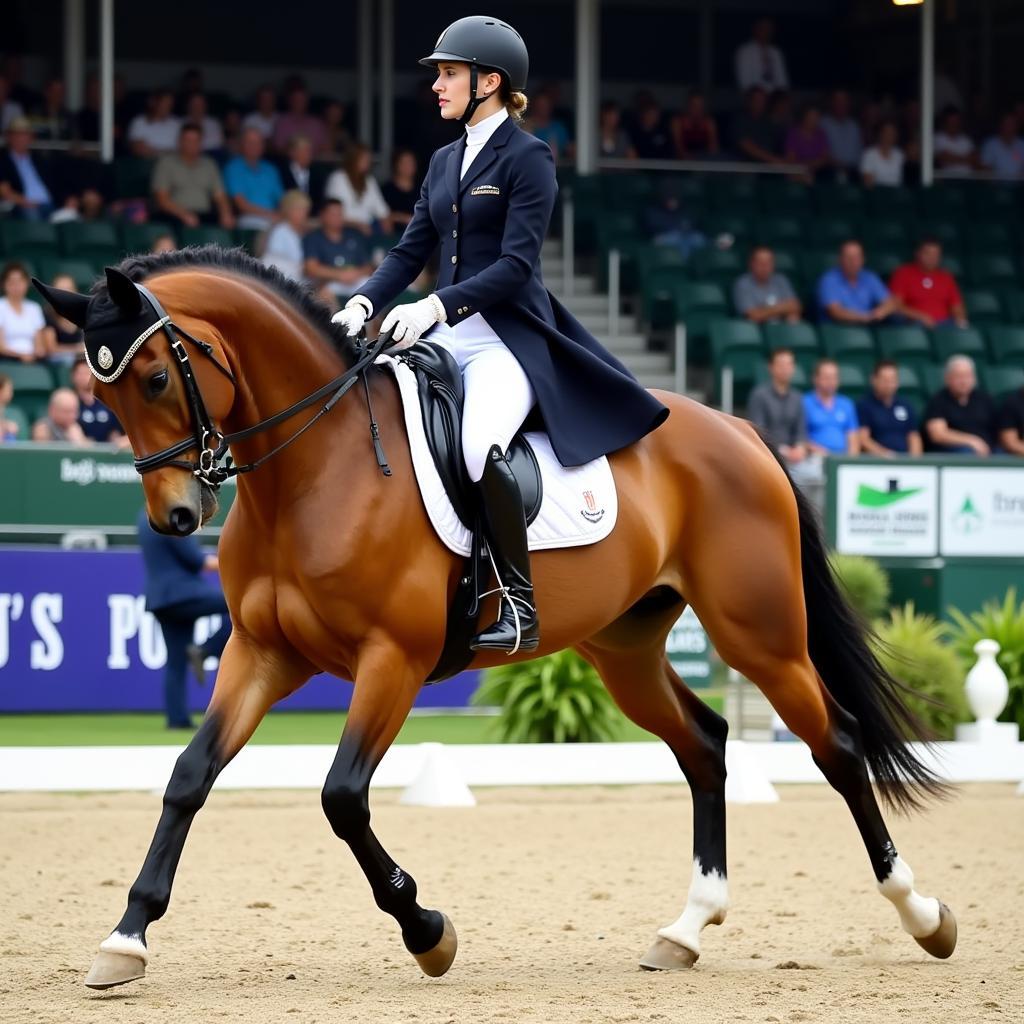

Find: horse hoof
915;902;957;960
84;950;147;990
413;913;458;977
639;937;699;971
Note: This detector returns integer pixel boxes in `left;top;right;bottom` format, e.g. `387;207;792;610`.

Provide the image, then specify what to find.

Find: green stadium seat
602;173;654;212
966;252;1018;287
876;325;934;374
808;216;860;247
916;219;960;248
34;258;99;293
660;174;707;205
835;362;868;402
121;222;177;255
3;402;30;440
920;364;948;399
862;220;911;249
711;319;765;406
893;364;926;406
674;281;730;359
966;222;1015;251
640;264;688;330
762;320;820;355
58;220;119;257
986;325;1024;363
998;287;1024;324
870;249;904;279
820;323;876;360
940;253;965;279
677;280;729;314
759;177;812;215
1;363;55;423
932;325;988;363
112;157;155;200
755;215;803;246
799;249;836;290
966;182;1019;219
710;318;762;359
963;289;1004;325
692;247;743;281
813;182;865;217
981;365;1024;399
0;220;59;260
769;249;799;276
700;214;753;246
180;226;235;249
865;186;917;219
708;175;759;210
918;185;968;221
234;227;263;255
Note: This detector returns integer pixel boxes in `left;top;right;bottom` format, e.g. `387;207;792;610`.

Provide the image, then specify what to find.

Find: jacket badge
470;184;501;196
580;490;605;523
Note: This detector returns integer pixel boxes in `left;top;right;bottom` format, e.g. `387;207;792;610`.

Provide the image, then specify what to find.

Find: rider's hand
380;295;446;351
331;297;371;338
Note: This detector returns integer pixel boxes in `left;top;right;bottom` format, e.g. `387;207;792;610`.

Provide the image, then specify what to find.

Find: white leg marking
98;930;149;964
655;859;729;956
877;855;941;938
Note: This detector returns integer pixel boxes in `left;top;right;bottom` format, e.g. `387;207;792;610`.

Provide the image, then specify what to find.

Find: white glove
331;296;371;337
380;294;446;351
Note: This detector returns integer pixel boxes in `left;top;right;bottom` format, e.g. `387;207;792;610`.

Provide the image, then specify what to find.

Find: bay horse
35;248;956;992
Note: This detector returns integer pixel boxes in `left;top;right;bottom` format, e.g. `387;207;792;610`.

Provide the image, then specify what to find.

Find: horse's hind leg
579;640;729;970
85;636;306;989
319;642;456;977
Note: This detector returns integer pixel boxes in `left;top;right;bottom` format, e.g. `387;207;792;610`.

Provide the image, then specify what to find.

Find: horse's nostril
168;506;198;536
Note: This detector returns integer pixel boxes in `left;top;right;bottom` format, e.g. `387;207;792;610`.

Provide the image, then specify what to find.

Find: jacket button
451;255;457;264
452;203;457;213
452;229;458;238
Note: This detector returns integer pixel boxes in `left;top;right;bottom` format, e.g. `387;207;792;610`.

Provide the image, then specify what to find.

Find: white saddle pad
377;353;618;558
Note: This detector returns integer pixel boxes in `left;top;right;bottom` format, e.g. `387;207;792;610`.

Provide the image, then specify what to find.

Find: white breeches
430;315;536;483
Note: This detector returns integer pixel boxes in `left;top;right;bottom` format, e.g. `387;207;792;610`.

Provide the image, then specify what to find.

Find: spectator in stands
526;92;570;160
785;105;832;183
979;113;1024;178
323;100;352;158
768;89;795;138
137;507;231;730
859;120;904;187
672;91;719;158
598;101;635;159
31;77;73;142
176;68;204;110
0;74;25;131
272;84;327;156
152;123;235;230
128;89;181;158
0;262;50;362
324;143;392;237
924;355;998;455
243;84;278;141
31;388;88;444
183;93;224;153
747;348;820;488
819;239;897;324
262;189;312;281
628;93;673;159
1;56;38;112
0;372;20;441
279;134;322;208
150;233;177;254
735;16;789;93
733;245;802;323
69;356;127;446
224;127;284;230
803;359;860;455
381;149;419;229
934;107;977;174
734;86;783;165
997;385;1024;456
42;272;84;361
821;89;863;182
857;360;922;456
302;198;374;307
889;238;967;329
0;117;74;221
644;178;706;260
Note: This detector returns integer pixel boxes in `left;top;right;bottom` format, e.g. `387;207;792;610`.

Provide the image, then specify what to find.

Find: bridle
128;283;392;490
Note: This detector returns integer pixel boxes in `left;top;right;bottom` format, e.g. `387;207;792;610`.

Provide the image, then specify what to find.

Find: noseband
128;283;392;489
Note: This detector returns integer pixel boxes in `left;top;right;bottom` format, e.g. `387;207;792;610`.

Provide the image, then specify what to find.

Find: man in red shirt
889;238;968;329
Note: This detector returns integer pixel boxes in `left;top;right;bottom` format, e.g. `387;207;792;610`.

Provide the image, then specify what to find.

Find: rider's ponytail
506;91;528;121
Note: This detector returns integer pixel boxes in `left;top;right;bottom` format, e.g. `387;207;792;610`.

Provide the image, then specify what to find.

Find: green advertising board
665;606;711;686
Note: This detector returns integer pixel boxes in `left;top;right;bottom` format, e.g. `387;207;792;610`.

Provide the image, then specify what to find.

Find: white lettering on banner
60;457;138;486
138;601;166;669
29;594;64;670
835;465;939;556
107;594;138;669
940;467;1024;556
0;593;26;668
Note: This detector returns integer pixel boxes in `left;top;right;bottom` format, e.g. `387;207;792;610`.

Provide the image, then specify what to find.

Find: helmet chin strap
458;63;494;124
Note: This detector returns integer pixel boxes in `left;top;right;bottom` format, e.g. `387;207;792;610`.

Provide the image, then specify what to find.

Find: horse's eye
148;370;169;397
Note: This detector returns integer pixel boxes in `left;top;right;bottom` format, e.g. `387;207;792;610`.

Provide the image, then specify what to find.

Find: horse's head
34;267;236;536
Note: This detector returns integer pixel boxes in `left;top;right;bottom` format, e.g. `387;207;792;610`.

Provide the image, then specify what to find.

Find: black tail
768;447;947;812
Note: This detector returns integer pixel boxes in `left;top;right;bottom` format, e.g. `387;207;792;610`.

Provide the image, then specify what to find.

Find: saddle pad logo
470;184;501;196
580;489;605;523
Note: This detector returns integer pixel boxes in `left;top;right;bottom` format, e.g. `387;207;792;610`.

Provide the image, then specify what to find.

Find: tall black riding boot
470;445;540;654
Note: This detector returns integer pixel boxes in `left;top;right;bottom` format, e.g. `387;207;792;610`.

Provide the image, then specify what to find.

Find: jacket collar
445;115;517;202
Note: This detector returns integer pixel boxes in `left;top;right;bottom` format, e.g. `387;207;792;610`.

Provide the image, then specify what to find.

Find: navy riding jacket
358;116;669;467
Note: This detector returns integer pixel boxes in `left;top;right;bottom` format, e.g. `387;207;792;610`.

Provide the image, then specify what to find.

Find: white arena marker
400;743;476;808
724;740;779;804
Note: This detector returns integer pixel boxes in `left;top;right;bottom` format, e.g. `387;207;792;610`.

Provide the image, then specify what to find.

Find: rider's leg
460;343;539;653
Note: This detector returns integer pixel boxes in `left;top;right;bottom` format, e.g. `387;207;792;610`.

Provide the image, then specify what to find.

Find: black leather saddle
395;342;544;683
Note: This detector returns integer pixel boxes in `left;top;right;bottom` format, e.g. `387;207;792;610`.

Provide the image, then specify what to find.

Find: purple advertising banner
0;548;480;713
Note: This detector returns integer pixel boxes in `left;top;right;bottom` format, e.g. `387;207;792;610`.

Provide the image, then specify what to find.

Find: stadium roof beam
378;0;395;176
63;0;85;114
100;0;114;163
575;0;599;175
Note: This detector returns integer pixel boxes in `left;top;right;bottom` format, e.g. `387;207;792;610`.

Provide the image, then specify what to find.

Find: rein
131;283;392;488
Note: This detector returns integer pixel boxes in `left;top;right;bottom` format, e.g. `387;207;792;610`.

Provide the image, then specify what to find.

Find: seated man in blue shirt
857;360;922;456
224;127;285;230
818;239;898;324
302;198;374;307
803;358;861;455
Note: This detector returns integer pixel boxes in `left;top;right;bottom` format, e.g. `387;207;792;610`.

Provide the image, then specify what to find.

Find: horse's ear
32;278;91;329
104;267;142;317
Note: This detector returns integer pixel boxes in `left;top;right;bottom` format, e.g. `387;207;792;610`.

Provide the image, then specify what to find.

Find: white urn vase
955;638;1019;747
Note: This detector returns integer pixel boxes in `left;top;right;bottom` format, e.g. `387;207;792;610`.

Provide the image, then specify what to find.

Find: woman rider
333;16;669;655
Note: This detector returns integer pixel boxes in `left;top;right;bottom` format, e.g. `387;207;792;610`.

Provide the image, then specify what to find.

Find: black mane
91;244;360;363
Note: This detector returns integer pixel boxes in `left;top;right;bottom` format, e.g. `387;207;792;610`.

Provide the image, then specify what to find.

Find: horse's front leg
320;641;456;977
84;635;308;989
